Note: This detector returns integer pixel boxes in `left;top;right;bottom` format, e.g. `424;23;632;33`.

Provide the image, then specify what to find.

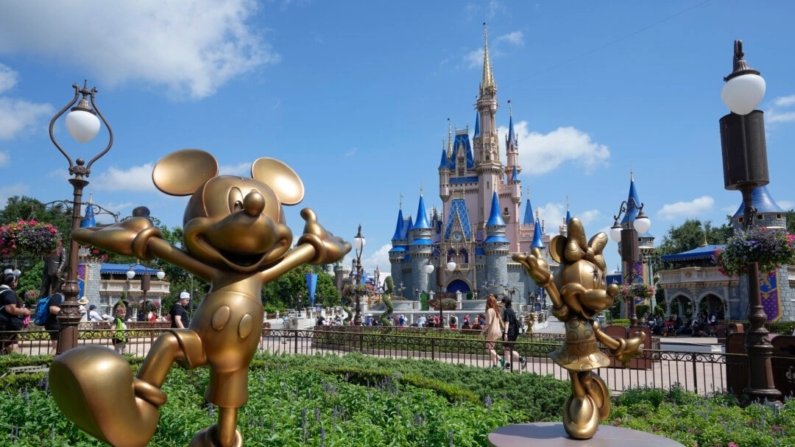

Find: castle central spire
480;23;496;96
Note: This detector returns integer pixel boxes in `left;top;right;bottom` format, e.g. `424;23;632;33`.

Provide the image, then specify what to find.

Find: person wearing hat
78;297;89;322
500;296;527;371
0;269;29;354
87;304;102;322
169;291;191;329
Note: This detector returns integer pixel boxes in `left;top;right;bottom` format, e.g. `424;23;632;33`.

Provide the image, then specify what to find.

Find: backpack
33;295;53;326
504;308;520;338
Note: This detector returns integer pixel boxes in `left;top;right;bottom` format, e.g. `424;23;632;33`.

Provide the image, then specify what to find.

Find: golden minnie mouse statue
49;149;350;447
513;217;645;440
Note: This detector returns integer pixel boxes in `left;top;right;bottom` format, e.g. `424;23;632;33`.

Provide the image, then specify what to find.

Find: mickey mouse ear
153;149;219;196
251;158;304;205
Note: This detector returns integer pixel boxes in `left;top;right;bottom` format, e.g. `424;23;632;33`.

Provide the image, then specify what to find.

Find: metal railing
2;326;784;397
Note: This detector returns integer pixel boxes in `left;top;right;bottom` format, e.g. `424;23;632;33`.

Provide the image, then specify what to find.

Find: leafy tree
262;264;340;309
0;196;72;237
653;218;734;274
787;210;795;235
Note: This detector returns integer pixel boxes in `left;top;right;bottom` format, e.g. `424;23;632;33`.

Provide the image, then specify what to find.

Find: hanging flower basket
0;220;60;258
713;227;795;277
617;283;655;301
81;245;110;262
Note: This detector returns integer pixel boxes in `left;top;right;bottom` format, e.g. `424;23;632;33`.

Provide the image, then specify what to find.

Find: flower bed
713;227;795;277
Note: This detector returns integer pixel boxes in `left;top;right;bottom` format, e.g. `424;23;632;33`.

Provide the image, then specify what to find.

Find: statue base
488;423;683;447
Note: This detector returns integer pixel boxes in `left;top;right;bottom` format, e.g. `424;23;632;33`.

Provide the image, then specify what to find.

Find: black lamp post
425;259;456;329
352;225;365;326
718;40;780;404
49;81;113;354
610;199;652;328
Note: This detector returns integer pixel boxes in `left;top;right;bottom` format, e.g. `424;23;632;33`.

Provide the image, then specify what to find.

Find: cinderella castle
387;28;563;307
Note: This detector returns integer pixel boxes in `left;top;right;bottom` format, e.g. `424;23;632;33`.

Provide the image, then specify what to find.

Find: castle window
487;182;490;189
757;214;763;220
777;214;782;219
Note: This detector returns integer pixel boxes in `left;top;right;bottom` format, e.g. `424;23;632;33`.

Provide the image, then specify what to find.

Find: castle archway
446;279;471;296
667;293;694;318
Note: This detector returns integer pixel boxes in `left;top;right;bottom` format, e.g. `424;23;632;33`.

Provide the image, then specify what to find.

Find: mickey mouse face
152;149;305;272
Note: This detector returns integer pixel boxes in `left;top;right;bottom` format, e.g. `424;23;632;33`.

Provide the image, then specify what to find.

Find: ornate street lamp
426;260;457;329
352;225;365;326
610;199;652;327
50;81;113;353
718;40;780;404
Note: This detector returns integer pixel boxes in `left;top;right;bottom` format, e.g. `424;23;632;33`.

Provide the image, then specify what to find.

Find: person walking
500;296;527;371
480;295;504;369
169;291;191;329
0;270;30;354
87;305;103;322
111;305;128;355
44;281;65;356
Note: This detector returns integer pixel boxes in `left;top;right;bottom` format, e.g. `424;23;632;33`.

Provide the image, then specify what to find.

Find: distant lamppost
397;282;406;299
50;81;113;354
502;283;517;302
297;294;303;317
352;225;365;326
718;40;780;404
425;260;456;329
610;199;652;327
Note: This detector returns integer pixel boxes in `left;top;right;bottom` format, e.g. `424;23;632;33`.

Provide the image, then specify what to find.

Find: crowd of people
641;310;724;337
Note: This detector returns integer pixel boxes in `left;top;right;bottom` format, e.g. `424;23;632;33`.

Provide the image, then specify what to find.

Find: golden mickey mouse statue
513;217;645;440
49;149;351;447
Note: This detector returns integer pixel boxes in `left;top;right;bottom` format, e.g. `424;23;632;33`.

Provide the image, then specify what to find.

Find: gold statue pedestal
488;423;683;447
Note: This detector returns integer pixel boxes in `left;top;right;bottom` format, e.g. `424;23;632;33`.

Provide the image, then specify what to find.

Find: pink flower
728;442;739;447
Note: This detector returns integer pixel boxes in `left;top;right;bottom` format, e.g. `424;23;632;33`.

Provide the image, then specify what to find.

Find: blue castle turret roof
413;195;431;229
400;216;413;240
81;202;96;228
522;198;534;225
510;165;518;183
438;148;448;169
473;112;480;138
532;219;545;248
486;192;505;226
565;209;571;224
391;208;404;241
453;133;475;170
732;186;785;218
621;177;642;225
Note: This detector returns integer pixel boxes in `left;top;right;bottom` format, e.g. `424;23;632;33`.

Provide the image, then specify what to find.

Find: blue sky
1;0;794;278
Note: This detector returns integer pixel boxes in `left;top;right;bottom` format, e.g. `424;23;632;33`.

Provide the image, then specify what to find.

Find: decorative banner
77;264;87;299
760;270;783;322
306;273;317;307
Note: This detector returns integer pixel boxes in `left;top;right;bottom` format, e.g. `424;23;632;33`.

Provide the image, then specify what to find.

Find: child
112;305;128;355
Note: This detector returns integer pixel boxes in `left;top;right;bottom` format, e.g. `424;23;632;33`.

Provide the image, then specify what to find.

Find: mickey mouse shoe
50;346;164;447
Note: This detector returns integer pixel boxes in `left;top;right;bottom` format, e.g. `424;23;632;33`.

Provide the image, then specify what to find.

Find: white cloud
536;202;600;230
361;243;392;280
0;64;17;94
0;98;54;140
344;148;357;157
219;162;250;176
93;163;156;192
0;150;8;167
778;200;795;211
579;209;601;225
773;95;795;108
465;48;483;69
657;196;714;221
0;1;278;100
500;121;610;175
0;183;28;208
767;94;795;123
497;31;524;46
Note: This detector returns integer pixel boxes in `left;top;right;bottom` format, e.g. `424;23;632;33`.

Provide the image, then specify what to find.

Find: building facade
658;186;795;322
388;28;557;307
